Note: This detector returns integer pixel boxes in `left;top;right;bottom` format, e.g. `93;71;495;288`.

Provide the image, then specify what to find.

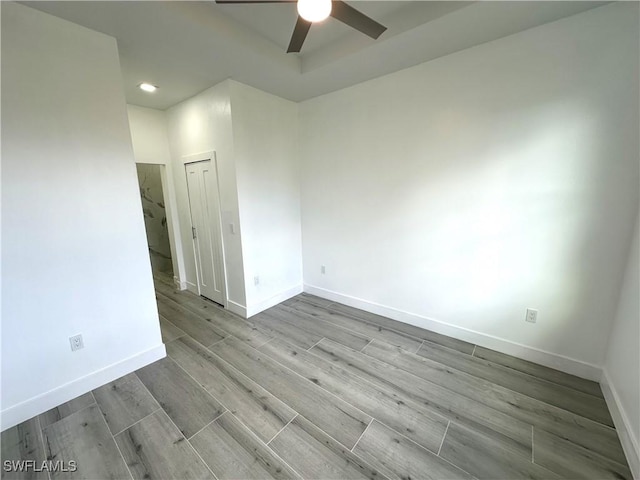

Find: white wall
229;81;303;316
603;213;640;478
163;80;302;316
127;105;186;285
165;80;247;309
128;104;172;165
299;2;639;375
1;3;165;430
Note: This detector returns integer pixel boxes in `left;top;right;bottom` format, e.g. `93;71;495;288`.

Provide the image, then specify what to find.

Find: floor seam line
135;366;221;479
187;410;227;441
222;338;375;432
303;299;461;350
411;348;616;429
281;302;418;352
350;418;374;453
220;411;306;480
207;336;228;349
35;414;52;480
306;338;325;351
374;417;441;456
255;336;276;349
359;338;374;352
209;337;374;454
531;425;534;463
437;420;450;456
264;304;368;351
156;291;231;340
110;406;163;437
263;305;370;350
451;341;608;401
370;416;477;479
161;291;274;349
182;333;305;429
92;396;135;480
166;355;230;418
297;313;618;446
40;400;97;430
266;413;298;445
162;407;221;480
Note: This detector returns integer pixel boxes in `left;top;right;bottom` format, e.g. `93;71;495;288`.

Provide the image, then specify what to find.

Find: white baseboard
246;284;304;318
601;368;640;478
173;276;187;290
303;284;602;381
186;281;198;295
227;300;248;318
1;344;166;432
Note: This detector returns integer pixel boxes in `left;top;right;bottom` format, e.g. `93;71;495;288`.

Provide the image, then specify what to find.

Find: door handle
192;226;197;239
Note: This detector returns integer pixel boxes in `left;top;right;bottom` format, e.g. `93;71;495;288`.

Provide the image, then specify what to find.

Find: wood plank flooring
115;410;214;480
309;338;532;457
2;276;632;480
190;413;299;480
257;337;449;453
1;417;48;480
166;336;297;443
135;357;226;438
268;415;384;480
92;373;160;436
415;341;613;426
352;420;472;480
42;405;131;480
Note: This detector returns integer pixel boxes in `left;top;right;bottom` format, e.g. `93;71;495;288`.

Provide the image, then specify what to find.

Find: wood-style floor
2;274;632;479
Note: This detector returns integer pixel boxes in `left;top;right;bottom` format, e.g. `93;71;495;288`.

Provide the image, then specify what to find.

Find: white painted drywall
165;81;247;308
299;2;639;368
1;3;164;429
163;80;302;315
128;104;172;165
127;104;186;286
229;81;303;315
603;212;640;476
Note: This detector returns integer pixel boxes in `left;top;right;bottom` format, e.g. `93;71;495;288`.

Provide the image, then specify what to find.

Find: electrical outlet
321;265;326;274
525;308;538;323
69;334;84;352
254;275;260;286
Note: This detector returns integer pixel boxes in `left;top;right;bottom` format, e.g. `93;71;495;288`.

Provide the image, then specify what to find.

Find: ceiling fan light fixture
138;82;158;93
297;0;331;23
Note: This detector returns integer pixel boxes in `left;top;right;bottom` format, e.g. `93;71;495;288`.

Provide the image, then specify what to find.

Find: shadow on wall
136;164;173;274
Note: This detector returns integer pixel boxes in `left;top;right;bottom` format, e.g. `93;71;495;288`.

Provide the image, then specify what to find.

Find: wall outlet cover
69;334;84;351
526;308;538;323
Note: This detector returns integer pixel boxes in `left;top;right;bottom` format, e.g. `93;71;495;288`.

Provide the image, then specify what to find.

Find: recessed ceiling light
138;83;157;93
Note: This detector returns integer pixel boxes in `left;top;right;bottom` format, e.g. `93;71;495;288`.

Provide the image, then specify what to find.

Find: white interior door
185;161;226;305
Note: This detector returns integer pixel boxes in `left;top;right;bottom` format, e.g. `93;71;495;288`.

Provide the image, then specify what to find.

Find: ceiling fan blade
330;1;387;39
287;16;312;53
215;1;295;4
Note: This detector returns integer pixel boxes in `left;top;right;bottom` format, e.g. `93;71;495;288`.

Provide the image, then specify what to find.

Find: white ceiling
22;1;607;110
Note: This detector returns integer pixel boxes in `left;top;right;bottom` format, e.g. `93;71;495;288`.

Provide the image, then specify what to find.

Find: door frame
181;151;229;308
135;160;186;288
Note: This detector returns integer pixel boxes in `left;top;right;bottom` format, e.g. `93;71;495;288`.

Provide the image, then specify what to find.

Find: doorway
136;163;173;276
185;160;226;306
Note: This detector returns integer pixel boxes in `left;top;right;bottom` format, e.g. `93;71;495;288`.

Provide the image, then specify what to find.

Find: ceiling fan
215;0;387;53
